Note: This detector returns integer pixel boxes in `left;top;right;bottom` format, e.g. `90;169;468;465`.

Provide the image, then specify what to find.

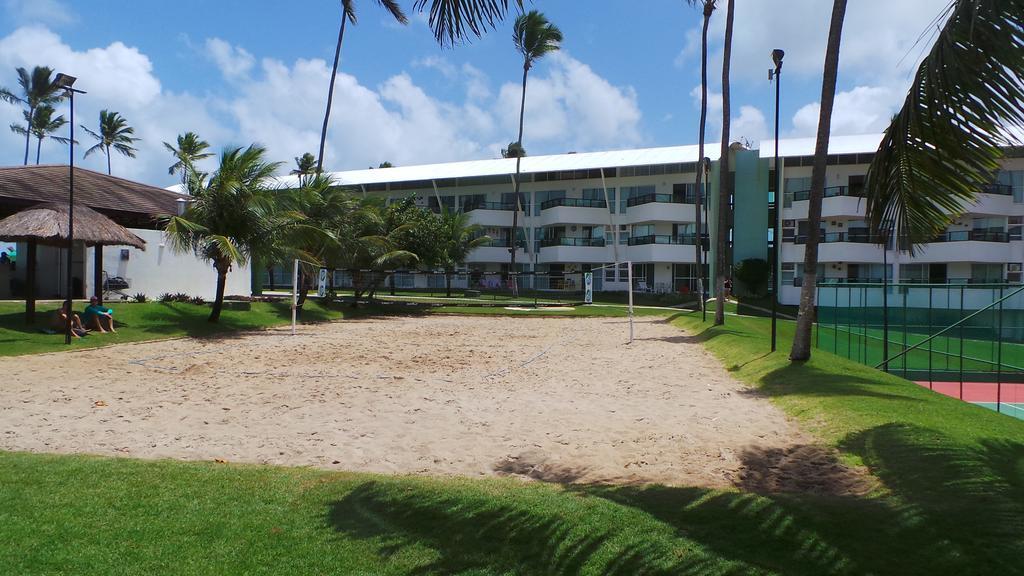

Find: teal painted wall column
732;149;770;265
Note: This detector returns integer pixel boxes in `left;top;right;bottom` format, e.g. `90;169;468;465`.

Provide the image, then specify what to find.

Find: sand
0;314;865;490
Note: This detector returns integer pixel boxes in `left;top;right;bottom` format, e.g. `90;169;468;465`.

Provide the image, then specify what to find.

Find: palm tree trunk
23;105;33;166
695;2;713;314
317;13;348;174
791;0;848;361
209;262;229;323
446;270;452;298
509;64;529;297
714;0;735;326
106;145;112;175
35;136;42;165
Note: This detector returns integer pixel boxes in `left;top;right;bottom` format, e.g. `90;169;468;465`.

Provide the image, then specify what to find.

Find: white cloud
0;29;648;185
0;26;228;181
496;53;643;152
732;105;768;144
205;37;255;82
791;85;898;137
3;0;75;27
680;0;948;138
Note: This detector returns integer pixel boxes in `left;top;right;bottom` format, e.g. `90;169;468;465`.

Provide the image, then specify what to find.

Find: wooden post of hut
25;241;36;324
93;244;103;305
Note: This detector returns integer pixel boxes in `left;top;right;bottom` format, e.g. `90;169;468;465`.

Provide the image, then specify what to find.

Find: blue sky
0;0;948;186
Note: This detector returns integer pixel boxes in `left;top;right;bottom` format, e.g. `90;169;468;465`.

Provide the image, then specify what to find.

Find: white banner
317;268;328;298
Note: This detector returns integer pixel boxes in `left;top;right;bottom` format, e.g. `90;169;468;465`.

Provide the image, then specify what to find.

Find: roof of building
0;165;186;216
758;133;884;159
0;202;146;249
318;143;723;187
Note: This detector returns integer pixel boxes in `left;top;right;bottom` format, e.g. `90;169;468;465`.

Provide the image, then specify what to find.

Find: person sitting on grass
82;296;116;334
51;302;88;338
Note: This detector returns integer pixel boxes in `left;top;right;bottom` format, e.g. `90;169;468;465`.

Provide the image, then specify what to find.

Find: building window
996;169;1024;203
971;263;1004;284
672;263;706;293
781;263;795;287
784;176;811;207
619;185;655;213
1008;263;1022;283
900;264;928;284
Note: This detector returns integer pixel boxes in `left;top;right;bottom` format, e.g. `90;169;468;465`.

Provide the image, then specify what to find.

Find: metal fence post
928;286;933;389
997;285;1004;413
959;285;965;400
903;285;909;378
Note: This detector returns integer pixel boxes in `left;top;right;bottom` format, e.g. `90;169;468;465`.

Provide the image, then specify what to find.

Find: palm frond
866;0;1024;250
513;10;563;68
413;0;523;47
375;0;408;24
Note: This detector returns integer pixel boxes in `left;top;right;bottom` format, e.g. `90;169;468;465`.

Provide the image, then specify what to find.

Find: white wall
84;228;251;300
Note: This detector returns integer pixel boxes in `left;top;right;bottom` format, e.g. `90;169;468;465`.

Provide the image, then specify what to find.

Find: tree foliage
866;0;1024;250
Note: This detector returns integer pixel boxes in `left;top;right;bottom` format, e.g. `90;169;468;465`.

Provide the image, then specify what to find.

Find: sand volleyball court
1;314;857;489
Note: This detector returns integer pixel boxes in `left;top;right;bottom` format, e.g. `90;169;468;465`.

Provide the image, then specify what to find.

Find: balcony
537;197;611;226
465;201;516;211
461;201;517;227
930;230;1008;243
466;238;527;263
965;184;1013;215
786;186;867;219
541;197;607;210
538;237;610;263
540;237;606;247
622;194;697;223
912;230;1010;263
626;235;697;262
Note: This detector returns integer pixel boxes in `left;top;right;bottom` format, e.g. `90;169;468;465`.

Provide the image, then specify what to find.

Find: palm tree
435;208;491;297
509;10;562;295
164;145;286;322
790;0;848;361
413;0;522;46
81;110;139;175
291;152;317;187
316;0;408;174
712;0;734;326
341;197;422;305
10;104;73;164
688;0;716;317
0;66;64;165
164;132;213;188
866;0;1024;249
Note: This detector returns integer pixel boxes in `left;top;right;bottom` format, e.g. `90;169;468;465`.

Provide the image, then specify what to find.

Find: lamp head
53;73;77;90
771;49;785;70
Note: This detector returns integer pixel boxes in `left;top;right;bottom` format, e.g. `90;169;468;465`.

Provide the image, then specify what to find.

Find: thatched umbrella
0;202;146;323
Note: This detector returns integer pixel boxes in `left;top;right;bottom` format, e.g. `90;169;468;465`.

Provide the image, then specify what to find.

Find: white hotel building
318;133;1024;306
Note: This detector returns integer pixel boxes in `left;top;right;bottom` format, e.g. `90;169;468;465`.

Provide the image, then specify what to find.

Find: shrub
131;293;148;303
189;296;206;306
734;258;770;298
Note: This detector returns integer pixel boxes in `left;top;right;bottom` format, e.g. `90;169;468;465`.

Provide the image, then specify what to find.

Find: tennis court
816;282;1024;419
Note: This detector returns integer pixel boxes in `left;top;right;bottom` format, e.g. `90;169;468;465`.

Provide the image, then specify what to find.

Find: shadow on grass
754;362;924;402
326;423;1024;575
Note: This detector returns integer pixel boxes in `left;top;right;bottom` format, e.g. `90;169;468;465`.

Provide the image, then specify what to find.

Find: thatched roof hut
0;202;145;249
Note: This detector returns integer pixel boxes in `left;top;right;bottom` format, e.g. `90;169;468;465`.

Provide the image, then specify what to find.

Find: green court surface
816;324;1024;377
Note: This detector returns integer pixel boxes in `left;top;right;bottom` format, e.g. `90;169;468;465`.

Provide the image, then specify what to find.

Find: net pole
291;258;298;336
627;260;634;344
928;286;933;389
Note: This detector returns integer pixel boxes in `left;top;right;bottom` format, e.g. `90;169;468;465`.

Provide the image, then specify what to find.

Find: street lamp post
769;49;784;352
54;73;85;345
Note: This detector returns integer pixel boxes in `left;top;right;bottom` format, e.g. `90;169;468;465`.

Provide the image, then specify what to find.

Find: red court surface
916;381;1024;404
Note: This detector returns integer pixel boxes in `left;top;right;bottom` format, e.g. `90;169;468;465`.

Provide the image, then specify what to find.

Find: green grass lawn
0;299;359;356
2;300;1024;574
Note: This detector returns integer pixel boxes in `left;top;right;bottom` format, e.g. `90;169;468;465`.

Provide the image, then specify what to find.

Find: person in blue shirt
82;296;116;333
